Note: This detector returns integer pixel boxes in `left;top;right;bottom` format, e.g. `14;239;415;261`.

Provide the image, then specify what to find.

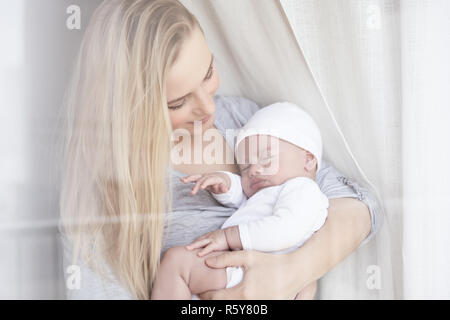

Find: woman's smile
188;114;212;124
200;114;212;124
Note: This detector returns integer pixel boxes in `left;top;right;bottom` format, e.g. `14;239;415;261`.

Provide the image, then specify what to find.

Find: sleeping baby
151;102;329;300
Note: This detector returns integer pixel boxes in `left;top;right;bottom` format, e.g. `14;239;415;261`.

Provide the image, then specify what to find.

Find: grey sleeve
60;233;134;300
214;95;261;127
316;160;383;247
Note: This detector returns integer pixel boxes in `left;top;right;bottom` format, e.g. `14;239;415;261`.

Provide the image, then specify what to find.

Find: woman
60;0;382;300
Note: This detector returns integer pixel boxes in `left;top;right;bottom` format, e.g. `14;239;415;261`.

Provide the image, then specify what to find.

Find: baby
151;102;329;300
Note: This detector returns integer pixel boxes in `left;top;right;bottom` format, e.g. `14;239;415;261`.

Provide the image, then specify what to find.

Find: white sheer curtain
0;0;102;299
0;0;26;298
280;0;399;300
400;0;450;299
281;0;450;299
183;0;450;299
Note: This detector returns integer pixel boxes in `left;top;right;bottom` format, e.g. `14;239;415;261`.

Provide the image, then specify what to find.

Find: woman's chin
183;120;214;134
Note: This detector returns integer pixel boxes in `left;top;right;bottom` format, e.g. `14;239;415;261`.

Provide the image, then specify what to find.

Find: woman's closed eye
168;65;214;111
204;65;214;81
168;100;186;110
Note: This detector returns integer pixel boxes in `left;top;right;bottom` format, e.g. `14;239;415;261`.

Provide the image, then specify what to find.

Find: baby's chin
243;188;254;198
243;181;273;198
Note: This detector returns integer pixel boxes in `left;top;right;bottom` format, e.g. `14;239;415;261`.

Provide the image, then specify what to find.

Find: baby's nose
249;164;263;177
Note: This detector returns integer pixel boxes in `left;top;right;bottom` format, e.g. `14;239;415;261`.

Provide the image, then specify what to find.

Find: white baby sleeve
238;178;329;252
211;171;247;209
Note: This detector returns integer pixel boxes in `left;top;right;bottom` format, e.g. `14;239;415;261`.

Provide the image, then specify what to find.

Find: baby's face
236;135;315;198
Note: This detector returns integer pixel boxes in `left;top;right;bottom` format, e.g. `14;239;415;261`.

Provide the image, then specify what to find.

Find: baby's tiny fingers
186;238;211;250
191;177;210;194
196;176;217;191
181;174;202;184
208;184;221;194
200;176;221;189
198;244;215;257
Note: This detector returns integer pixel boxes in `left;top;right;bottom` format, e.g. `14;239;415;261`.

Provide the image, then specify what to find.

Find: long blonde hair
60;0;202;299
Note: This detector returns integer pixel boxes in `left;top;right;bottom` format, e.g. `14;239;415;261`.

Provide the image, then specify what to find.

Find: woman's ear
304;152;317;172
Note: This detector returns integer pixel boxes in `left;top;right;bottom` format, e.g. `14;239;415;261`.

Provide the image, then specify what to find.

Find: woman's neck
171;126;239;175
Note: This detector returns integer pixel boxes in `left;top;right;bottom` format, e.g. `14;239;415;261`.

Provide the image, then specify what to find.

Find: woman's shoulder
316;160;362;199
214;94;261;129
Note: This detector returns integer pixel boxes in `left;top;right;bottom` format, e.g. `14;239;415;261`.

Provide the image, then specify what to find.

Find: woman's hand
181;172;231;195
186;229;230;257
197;250;302;300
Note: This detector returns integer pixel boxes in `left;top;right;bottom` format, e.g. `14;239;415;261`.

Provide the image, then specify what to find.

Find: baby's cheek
240;177;252;197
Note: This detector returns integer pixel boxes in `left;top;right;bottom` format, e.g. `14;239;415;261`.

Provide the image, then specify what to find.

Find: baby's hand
186;229;229;257
180;172;231;195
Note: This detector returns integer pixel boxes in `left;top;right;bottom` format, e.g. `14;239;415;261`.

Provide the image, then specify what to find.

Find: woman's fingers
186;238;211;250
204;250;249;269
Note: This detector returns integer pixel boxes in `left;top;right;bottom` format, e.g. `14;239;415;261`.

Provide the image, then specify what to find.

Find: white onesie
214;171;329;288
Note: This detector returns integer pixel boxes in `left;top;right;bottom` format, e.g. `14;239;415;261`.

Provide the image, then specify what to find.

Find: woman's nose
192;88;214;116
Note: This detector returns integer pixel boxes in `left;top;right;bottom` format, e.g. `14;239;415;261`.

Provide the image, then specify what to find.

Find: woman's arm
287;197;371;291
198;197;371;299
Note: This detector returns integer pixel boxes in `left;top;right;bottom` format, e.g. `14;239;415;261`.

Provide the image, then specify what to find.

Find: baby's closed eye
240;164;250;172
259;156;273;166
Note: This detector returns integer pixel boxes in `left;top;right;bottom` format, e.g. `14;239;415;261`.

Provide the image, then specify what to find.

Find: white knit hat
235;102;323;171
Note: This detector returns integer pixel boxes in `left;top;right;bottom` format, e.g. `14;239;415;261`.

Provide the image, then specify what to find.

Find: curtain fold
280;0;398;299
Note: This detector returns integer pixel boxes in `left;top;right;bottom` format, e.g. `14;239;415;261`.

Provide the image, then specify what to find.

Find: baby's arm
181;172;245;256
239;178;329;252
181;171;246;208
186;225;243;257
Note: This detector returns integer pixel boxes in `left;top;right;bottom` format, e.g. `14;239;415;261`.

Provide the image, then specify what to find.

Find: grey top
61;95;382;299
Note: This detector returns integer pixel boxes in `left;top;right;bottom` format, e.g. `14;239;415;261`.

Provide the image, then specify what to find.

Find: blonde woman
60;0;382;300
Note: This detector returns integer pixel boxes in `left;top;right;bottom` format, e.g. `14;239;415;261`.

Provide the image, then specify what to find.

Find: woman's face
166;27;220;135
